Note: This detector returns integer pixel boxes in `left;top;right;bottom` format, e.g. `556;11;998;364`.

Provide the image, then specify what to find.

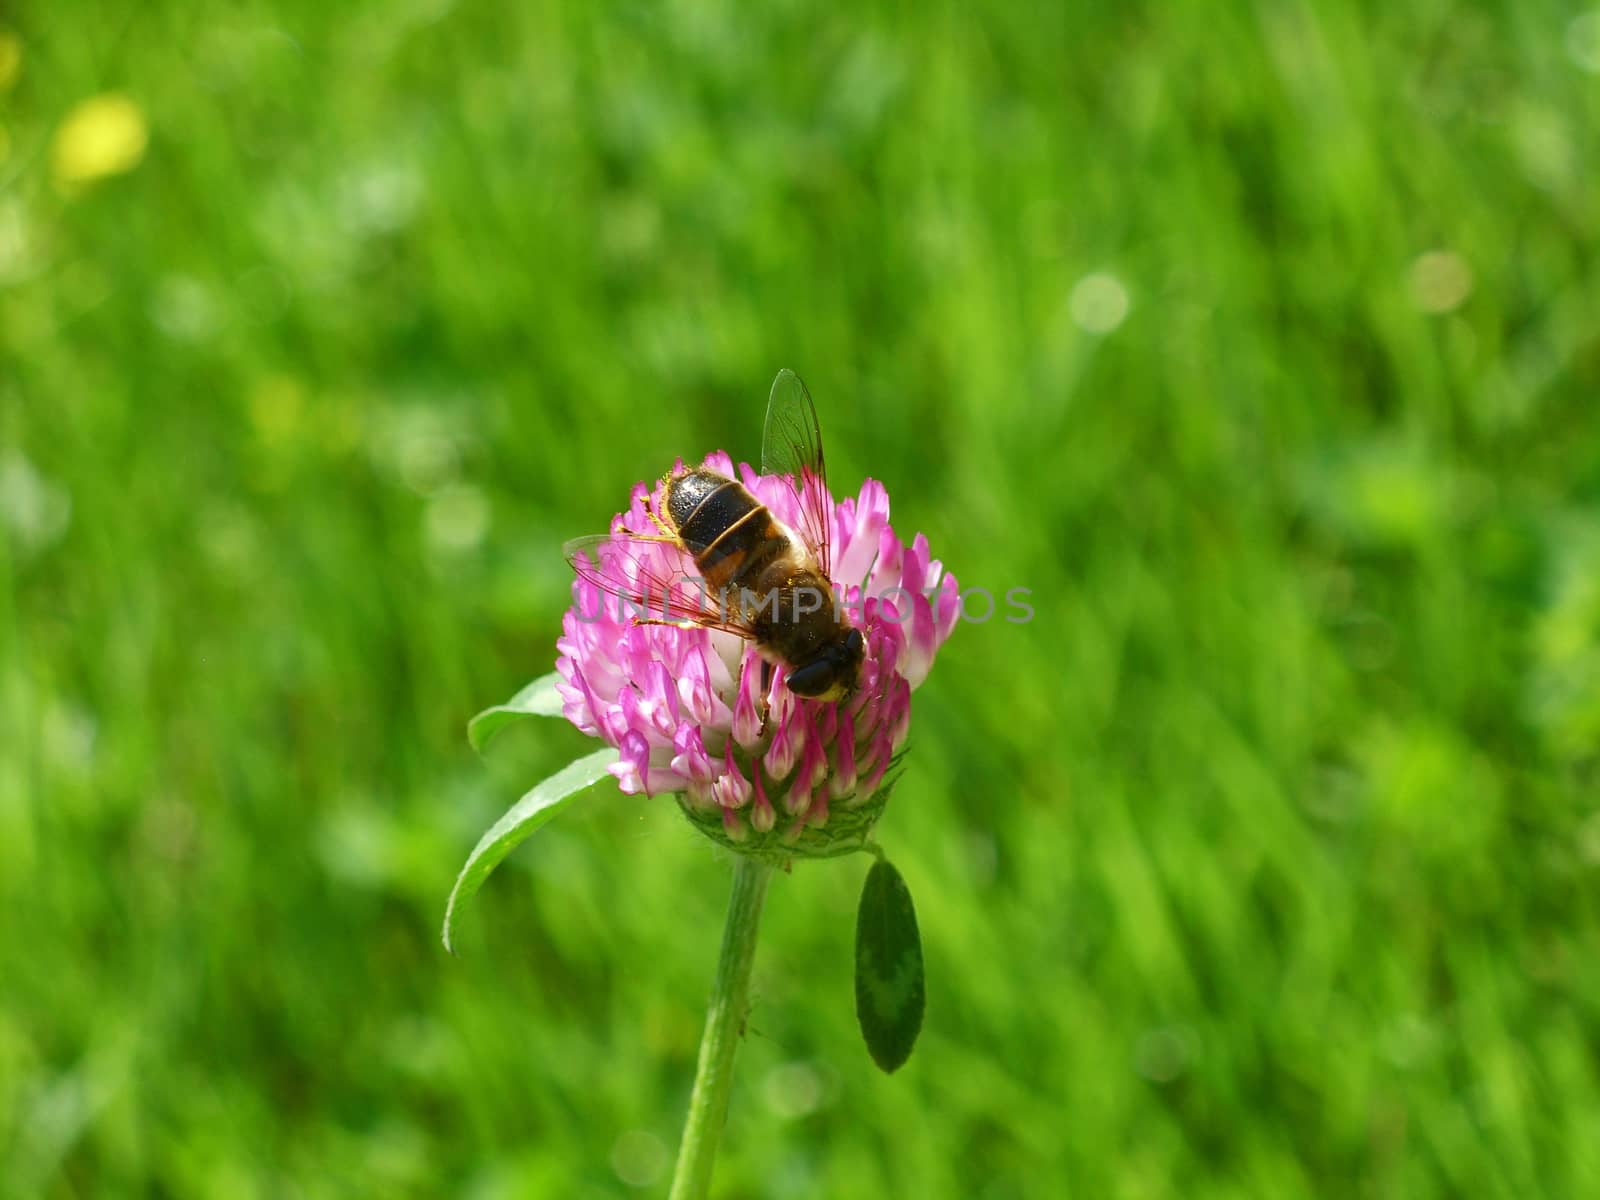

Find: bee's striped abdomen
667;469;786;593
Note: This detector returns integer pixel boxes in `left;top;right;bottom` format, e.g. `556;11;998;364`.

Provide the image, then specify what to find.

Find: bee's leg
630;618;701;630
646;507;679;540
758;659;774;736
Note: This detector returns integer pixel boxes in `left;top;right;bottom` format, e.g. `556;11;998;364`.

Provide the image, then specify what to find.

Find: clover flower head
555;451;959;859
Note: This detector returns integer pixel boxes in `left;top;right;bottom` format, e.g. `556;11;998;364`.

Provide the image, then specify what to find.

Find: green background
5;2;1599;1196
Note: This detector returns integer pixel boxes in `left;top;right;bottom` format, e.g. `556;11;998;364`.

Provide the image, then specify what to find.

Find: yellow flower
0;32;22;91
52;93;148;188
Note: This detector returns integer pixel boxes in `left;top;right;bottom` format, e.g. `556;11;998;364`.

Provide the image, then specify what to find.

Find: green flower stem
669;855;773;1200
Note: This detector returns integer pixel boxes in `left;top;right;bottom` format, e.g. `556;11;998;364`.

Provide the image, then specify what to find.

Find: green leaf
467;672;565;752
441;746;618;954
854;857;926;1073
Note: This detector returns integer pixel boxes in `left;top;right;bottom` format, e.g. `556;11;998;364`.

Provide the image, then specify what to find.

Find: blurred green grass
4;1;1600;1195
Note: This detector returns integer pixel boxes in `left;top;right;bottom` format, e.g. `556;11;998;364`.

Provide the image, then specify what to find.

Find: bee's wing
761;368;833;579
563;533;758;638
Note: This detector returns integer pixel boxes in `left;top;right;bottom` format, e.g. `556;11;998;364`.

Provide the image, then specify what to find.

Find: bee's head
785;627;866;703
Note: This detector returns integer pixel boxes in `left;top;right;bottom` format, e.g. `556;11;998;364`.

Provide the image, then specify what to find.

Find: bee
564;370;865;702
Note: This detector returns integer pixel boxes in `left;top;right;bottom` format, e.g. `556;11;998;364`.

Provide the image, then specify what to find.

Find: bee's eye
845;628;865;655
785;659;833;697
